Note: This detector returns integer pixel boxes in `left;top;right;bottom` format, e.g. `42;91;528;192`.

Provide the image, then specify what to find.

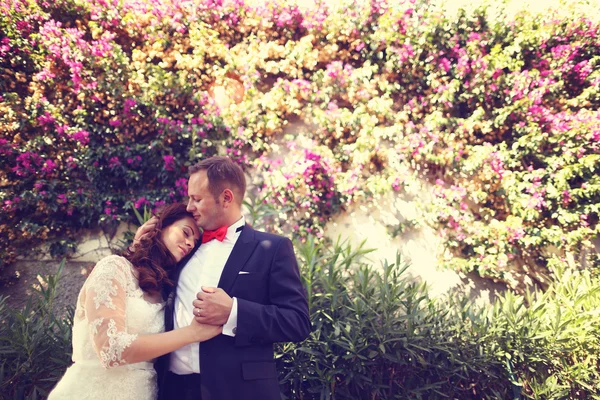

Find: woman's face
161;216;201;262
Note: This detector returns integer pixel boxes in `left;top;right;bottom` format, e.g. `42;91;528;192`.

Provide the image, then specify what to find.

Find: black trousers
163;372;202;400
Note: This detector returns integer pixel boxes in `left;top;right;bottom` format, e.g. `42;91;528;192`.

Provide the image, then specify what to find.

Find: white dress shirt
169;216;244;375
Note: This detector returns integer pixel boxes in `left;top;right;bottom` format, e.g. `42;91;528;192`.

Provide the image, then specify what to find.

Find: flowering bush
1;0;598;289
253;144;349;239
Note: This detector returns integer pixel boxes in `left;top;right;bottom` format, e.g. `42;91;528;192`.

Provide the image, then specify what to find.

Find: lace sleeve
83;256;138;369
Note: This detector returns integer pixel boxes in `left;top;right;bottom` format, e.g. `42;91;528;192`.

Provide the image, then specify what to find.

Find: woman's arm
120;322;222;366
83;256;221;369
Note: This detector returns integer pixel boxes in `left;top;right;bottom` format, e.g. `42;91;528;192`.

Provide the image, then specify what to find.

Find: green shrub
1;239;599;398
0;260;73;400
277;239;600;399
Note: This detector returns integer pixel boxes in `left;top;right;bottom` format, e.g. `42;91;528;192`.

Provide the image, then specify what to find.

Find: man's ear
222;189;234;208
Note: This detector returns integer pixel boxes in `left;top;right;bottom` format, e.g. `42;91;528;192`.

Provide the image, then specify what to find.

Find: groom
137;156;311;400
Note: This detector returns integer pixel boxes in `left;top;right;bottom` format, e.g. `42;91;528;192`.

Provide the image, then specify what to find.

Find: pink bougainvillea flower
108;157;121;168
134;197;149;209
72;130;90;145
163;155;175;171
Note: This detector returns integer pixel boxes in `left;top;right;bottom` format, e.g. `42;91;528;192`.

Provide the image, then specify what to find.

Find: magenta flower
0;38;11;57
438;57;451;73
12;152;43;177
134;197;149;209
163;155;175;171
489;152;505;180
0;139;14;156
108;157;121;168
42;159;57;174
580;214;589;227
468;32;482;42
562;190;572;206
152;200;166;213
123;98;136;114
37;112;55;126
175;177;188;196
65;156;75;171
72;130;90;145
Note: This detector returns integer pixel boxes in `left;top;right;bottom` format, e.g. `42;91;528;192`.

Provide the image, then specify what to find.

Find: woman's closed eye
183;228;199;246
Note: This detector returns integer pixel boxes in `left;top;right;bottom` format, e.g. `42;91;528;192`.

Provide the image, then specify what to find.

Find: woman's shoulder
95;254;132;269
89;255;135;281
82;255;138;308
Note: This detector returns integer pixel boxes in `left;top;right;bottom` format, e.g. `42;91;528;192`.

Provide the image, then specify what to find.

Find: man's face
186;170;225;230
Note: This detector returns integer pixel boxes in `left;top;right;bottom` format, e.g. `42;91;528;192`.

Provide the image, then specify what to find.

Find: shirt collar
225;216;245;242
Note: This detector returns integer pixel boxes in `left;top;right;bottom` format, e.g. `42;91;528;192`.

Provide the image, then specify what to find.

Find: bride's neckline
127;263;165;306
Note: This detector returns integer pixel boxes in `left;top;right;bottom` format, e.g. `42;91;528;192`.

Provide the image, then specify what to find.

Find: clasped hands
192;286;233;326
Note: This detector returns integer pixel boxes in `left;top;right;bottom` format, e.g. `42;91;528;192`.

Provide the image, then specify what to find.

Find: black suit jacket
157;225;311;400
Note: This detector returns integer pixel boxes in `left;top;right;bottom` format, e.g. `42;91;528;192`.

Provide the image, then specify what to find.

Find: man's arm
193;237;311;346
235;237;311;346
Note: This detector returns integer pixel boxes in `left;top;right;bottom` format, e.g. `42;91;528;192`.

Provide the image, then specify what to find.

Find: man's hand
192;287;233;326
130;216;158;250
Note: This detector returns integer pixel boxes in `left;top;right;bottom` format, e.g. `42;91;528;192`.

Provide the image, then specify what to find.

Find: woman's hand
189;318;222;343
130;216;159;251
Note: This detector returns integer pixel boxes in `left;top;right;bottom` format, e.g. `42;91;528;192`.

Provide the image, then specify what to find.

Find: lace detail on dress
48;254;164;400
87;258;129;310
83;256;144;370
89;317;104;335
100;319;138;368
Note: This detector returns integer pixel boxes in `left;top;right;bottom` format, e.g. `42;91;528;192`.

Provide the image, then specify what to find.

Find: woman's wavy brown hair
122;203;195;299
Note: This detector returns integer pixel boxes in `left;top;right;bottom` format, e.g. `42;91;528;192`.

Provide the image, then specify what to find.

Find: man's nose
186;200;193;211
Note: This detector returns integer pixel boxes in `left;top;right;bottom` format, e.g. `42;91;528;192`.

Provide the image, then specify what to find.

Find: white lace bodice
49;255;165;400
71;255;165;368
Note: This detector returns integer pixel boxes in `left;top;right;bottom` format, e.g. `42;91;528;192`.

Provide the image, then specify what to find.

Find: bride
49;203;218;400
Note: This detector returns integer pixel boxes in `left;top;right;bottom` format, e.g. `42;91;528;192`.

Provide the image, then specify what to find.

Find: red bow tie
201;225;228;243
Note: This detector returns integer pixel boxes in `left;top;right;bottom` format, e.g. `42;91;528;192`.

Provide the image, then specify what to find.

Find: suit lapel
218;225;258;293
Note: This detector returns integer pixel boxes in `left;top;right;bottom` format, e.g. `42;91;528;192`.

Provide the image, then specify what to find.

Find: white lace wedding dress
49;255;165;400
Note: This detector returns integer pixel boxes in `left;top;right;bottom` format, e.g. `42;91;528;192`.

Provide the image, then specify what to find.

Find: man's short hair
189;156;246;205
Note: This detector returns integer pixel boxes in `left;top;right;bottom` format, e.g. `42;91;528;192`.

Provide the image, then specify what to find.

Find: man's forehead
188;172;208;191
189;170;208;181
